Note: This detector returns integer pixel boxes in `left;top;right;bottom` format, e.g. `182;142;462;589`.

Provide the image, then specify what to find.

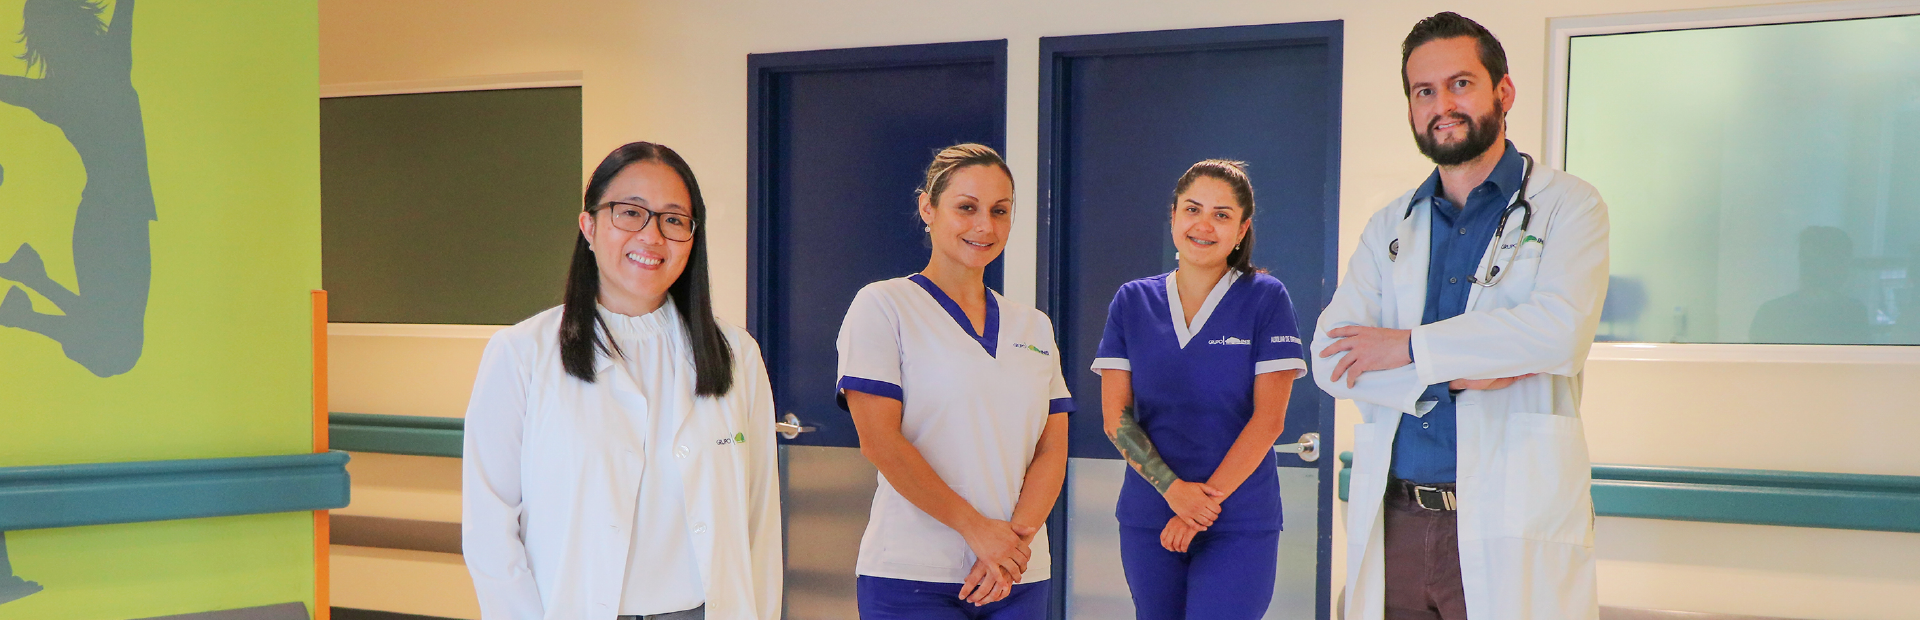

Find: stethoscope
1387;152;1535;287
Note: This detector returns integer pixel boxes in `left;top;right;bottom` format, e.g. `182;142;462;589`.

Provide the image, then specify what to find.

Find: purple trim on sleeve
1049;397;1077;414
836;376;904;411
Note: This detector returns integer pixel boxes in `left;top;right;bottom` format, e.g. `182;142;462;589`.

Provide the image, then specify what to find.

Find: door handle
776;413;817;440
1272;432;1320;463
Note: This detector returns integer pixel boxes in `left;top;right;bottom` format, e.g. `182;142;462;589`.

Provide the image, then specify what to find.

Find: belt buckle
1413;485;1457;511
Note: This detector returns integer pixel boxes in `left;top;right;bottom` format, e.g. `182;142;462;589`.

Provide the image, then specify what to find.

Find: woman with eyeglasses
463;142;781;620
836;144;1073;619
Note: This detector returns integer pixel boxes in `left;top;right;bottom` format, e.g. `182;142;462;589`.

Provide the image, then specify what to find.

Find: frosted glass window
1565;14;1920;344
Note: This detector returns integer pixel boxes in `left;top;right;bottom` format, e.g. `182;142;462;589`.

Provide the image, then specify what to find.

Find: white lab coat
462;306;782;620
1312;165;1609;620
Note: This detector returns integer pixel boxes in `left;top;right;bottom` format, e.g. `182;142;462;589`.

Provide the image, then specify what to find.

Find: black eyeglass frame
589;201;699;242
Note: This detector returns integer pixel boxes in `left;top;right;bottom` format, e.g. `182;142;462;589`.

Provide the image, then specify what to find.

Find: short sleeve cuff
836;376;903;411
1090;357;1131;373
1254;358;1307;377
1049;397;1077;414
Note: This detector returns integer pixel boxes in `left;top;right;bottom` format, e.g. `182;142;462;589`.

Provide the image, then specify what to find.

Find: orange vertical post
313;289;330;620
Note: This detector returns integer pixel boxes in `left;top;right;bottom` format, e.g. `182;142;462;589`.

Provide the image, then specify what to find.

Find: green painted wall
3;514;313;619
0;0;320;616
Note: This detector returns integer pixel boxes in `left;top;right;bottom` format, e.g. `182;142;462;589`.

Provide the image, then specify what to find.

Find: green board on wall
0;0;320;617
321;87;583;326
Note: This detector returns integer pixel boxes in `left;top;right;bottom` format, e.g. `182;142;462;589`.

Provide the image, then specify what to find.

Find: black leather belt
1389;478;1457;511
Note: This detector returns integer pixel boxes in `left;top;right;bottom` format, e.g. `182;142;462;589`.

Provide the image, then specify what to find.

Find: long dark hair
561;142;734;396
1172;159;1258;274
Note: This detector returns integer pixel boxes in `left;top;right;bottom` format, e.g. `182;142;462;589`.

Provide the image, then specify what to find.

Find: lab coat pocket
1498;413;1592;545
1491;257;1542;307
881;485;973;571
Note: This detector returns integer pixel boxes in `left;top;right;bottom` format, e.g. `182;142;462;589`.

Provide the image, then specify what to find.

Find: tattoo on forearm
1107;404;1178;494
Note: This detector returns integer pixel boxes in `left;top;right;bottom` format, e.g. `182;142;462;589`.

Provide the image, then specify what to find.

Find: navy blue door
1038;23;1343;620
748;40;1008;619
749;41;1008;449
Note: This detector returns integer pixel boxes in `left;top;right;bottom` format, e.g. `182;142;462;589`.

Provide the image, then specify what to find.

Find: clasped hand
958;518;1037;606
1159;479;1224;552
1163;479;1225;529
1160;516;1203;553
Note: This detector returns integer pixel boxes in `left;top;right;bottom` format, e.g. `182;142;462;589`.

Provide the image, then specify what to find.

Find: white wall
319;1;1920;618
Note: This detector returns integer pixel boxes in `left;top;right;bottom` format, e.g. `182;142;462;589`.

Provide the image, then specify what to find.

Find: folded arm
1311;207;1428;414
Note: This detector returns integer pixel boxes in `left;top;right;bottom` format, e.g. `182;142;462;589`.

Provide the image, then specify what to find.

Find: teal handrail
1335;451;1920;533
331;412;463;458
0;451;350;531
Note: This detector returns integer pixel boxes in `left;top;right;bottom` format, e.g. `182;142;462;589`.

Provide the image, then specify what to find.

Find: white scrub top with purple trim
835;274;1074;584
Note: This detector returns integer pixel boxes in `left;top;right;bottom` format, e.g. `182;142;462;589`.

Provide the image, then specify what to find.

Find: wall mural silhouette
0;0;148;605
0;0;153;378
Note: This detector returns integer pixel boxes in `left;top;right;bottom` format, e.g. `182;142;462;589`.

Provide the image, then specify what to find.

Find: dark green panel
321;88;582;325
0;452;350;531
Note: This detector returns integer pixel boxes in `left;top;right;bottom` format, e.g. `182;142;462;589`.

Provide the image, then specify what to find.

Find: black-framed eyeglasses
591;201;698;242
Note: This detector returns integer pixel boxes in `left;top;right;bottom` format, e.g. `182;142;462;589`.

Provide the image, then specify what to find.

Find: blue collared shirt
1390;141;1527;484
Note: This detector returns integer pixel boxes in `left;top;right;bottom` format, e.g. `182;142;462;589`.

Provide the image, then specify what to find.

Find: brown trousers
1383;482;1468;620
618;604;705;620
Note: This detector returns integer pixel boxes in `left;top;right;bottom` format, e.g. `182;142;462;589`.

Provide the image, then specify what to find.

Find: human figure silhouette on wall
1750;226;1870;344
0;0;154;377
0;531;40;604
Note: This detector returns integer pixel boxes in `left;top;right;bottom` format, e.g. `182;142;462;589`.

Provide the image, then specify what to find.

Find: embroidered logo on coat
1208;336;1253;346
1011;343;1051;355
1271;335;1302;344
717;432;746;446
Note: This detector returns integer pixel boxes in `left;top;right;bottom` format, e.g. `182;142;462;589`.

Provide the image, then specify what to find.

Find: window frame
1546;0;1920;362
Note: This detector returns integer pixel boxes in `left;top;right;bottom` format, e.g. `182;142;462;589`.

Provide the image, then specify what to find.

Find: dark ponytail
1172;159;1259;274
561;142;734;396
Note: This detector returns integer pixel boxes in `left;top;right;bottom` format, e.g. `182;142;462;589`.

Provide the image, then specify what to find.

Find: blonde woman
836;144;1071;619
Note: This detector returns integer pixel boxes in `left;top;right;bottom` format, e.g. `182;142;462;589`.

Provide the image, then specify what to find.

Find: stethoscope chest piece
1384;152;1540;284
